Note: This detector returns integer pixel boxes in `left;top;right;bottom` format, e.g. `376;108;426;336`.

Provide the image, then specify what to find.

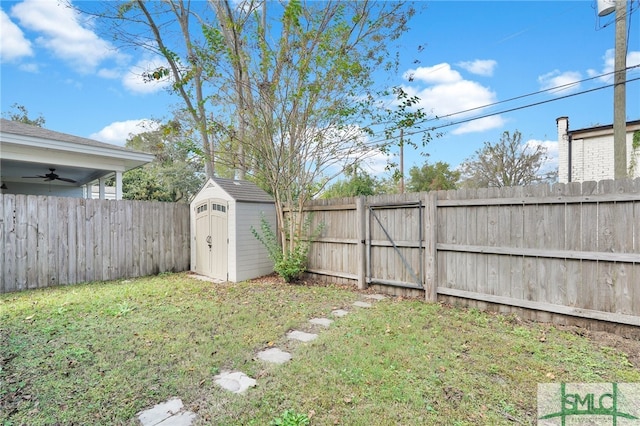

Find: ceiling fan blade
22;175;48;179
56;177;77;183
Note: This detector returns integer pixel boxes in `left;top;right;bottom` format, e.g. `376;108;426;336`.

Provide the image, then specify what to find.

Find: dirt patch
556;326;640;369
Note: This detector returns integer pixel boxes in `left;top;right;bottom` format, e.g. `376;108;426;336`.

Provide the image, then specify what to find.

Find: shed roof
211;177;274;203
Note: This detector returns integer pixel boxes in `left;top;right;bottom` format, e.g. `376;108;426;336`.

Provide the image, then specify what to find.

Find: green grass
1;273;638;425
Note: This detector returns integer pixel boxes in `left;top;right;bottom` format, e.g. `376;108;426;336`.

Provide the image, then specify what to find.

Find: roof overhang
1;127;154;187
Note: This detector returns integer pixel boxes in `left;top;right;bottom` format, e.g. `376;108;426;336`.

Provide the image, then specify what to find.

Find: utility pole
613;0;627;179
598;0;628;178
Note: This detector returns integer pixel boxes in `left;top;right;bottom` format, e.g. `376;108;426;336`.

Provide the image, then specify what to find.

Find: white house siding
2;181;84;197
231;202;276;282
571;135;615;182
557;117;640;183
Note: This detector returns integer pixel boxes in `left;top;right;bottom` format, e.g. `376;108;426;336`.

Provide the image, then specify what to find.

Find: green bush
270;409;310;426
252;214;322;283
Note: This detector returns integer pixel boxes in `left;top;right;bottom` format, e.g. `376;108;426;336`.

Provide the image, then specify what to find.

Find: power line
364;64;640;132
359;75;640;149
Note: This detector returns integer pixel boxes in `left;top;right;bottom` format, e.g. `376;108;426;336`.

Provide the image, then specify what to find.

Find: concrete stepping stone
286;330;318;342
257;347;292;364
213;371;256;394
137;397;196;426
365;294;387;301
353;301;372;308
309;317;333;327
331;309;349;317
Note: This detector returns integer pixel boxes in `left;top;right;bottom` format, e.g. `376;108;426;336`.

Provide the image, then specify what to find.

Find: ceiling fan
22;168;77;183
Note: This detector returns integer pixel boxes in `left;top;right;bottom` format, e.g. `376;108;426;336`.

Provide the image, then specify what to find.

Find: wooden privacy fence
0;194;190;293
293;179;640;332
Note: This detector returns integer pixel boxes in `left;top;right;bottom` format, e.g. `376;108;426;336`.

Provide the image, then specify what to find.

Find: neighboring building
0;119;154;200
557;117;640;183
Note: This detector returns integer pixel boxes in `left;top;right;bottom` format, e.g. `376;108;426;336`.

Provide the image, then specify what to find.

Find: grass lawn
1;272;639;425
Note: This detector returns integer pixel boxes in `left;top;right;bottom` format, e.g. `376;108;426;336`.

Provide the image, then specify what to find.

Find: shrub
252;214;322;283
270;409;310;426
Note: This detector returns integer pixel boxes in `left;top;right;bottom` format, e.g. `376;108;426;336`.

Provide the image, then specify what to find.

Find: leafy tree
3;103;46;127
123;120;204;202
83;1;419;273
320;165;384;199
407;161;460;192
459;130;557;188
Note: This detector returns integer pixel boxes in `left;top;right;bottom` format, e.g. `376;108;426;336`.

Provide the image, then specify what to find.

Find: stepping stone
287;330;318;342
137;397;196;426
365;294;387;301
309;317;333;327
213;371;256;394
331;309;349;317
353;301;372;308
257;348;292;364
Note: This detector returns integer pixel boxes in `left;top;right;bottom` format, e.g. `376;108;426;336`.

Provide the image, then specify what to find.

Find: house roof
1;119;154;188
568;119;640;138
0;118;151;156
211;177;274;203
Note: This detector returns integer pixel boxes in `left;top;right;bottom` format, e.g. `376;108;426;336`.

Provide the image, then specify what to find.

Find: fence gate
367;202;424;289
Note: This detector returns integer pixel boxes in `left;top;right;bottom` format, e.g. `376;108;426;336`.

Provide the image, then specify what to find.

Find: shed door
195;199;228;280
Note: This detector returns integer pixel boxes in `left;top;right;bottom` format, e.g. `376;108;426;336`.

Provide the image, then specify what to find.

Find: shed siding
190;178;275;282
232;202;276;282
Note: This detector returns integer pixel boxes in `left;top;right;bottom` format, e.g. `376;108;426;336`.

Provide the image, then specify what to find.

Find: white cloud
97;68;121;79
628;51;640;72
0;9;33;62
90;119;160;146
360;149;390;175
11;0;121;73
400;65;503;134
122;56;171;94
457;59;497;77
588;48;640;83
18;62;39;73
537;70;582;95
404;63;462;84
526;139;558;174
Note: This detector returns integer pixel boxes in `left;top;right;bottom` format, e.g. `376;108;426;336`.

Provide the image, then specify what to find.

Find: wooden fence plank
424;192;437;301
475;188;489;300
26;196;39;289
15;196;28;292
75;199;89;283
56;197;68;287
2;196;17;293
66;198;76;284
1;197;191;294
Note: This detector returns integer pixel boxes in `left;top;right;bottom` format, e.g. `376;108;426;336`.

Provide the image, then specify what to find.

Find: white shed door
195;199;228;280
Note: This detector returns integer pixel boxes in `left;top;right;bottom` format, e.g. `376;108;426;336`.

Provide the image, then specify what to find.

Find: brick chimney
556;117;569;183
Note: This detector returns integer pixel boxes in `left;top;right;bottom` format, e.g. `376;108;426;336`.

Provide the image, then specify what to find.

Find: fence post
424;192;437;302
356;196;367;290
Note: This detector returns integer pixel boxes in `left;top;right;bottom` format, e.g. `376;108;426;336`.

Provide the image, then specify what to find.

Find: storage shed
190;178;276;282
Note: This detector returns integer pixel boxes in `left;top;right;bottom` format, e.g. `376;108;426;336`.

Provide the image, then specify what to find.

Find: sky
1;0;639;179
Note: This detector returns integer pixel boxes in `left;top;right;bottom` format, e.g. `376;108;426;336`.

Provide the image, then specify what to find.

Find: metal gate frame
367;201;424;289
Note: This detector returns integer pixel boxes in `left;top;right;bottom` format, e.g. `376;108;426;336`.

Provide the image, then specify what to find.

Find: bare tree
460;130;557;188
